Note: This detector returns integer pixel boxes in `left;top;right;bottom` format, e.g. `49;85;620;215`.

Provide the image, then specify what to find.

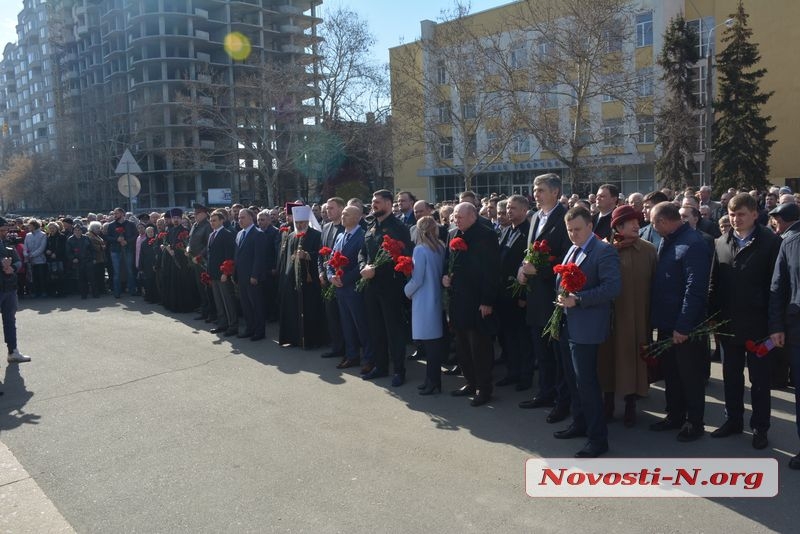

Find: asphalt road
1;295;797;533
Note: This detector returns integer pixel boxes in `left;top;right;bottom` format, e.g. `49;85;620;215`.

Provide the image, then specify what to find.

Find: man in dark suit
329;206;374;371
318;197;346;360
443;202;500;407
396;191;417;227
494;195;532;390
234;208;267;341
592;184;619;240
710;193;781;450
552;206;621;458
188;204;214;322
518;173;572;424
768;209;800;469
256;209;281;321
359;190;414;386
650;202;712;442
208;209;238;336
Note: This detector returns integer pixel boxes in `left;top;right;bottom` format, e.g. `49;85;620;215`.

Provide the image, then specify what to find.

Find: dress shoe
359;363;375;375
470;392;491;407
710;419;743;438
419;383;442;395
575;441;609;458
553;426;587;439
649;417;684;431
451;385;476;397
752;429;769;450
210;327;226;334
515;381;532;392
237;332;254;339
443;365;461;376
546;405;570;424
789;452;800;470
250;334;265;341
676;422;704;442
362;368;388;381
391;372;406;387
495;376;518;387
224;329;238;337
336;358;360;370
320;351;342;359
519;397;555;409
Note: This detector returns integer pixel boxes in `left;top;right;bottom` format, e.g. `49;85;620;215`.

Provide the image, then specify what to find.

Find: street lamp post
703;18;734;188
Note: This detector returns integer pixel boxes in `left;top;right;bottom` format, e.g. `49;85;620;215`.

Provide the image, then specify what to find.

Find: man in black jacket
710;193;781;450
207;210;238;336
188;204;214;321
359;190;414;386
443;202;500;406
0;217;29;364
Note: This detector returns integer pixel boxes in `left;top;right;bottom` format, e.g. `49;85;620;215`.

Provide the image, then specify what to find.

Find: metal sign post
115;149;143;212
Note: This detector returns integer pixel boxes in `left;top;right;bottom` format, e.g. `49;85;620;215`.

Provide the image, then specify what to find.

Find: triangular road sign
115;149;143;174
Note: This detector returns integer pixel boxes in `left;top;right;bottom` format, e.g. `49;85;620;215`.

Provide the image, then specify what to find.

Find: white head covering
292;205;321;232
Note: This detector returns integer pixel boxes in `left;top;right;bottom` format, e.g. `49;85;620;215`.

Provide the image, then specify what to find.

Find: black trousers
419;337;445;387
454;328;494;394
497;302;530;382
191;262;215;318
659;331;706;426
364;288;407;375
324;289;345;357
721;340;771;431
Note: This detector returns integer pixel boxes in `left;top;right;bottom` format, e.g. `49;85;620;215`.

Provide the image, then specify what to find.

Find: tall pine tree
712;0;775;194
655;14;700;189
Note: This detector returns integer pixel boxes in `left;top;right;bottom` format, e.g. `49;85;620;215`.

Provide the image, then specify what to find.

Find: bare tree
391;3;518;193
498;0;641;194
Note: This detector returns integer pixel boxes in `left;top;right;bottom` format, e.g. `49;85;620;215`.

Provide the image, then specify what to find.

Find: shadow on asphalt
11;294;800;531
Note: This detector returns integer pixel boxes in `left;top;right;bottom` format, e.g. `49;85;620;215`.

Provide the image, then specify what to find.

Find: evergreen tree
655;14;700;189
712;0;775;194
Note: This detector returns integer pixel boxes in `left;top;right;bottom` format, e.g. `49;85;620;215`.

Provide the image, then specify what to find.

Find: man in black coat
709;193;781;450
188;204;214;322
518;173;572;423
318;197;346;361
234;208;267;341
768;210;800;469
207;209;238;336
443;202;500;406
494;195;532;390
358;190;414;386
592;184;618;240
256;209;281;321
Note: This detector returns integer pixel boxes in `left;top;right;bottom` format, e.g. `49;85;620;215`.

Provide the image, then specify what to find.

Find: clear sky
0;0;510;62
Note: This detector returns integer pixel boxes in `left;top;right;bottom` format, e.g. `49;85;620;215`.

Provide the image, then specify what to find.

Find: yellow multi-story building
390;0;800;201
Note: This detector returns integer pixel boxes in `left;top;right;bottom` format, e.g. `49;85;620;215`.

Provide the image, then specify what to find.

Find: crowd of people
3;176;800;464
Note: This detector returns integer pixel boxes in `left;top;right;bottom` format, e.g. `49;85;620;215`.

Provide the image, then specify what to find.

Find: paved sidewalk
0;440;74;533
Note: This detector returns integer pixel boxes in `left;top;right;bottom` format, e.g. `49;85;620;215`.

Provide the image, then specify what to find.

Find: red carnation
449;237;468;252
745;340;758;353
319;246;332;257
157;232;168;241
177;230;189;241
394;255;413;277
296;232;306;239
115;227;125;235
381;234;405;261
280;227;290;233
543;262;587;340
148;238;155;245
220;259;235;277
756;345;769;357
200;271;212;286
335;269;344;277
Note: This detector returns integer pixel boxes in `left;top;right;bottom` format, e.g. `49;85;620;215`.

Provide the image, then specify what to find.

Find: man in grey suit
552;206;621;458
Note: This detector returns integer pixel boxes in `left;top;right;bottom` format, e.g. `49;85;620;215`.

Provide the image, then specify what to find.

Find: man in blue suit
234;208;267;341
553;206;621;458
208;209;238;336
329;206;374;371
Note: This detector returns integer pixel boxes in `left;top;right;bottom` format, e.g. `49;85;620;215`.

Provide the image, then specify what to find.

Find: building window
636;12;653;47
437;101;450;123
485;130;500;155
536;38;551;58
436;60;446;85
541;84;559;109
462;99;476;119
510;43;527;69
637;67;653;97
439;136;453;159
602;118;623;147
466;134;477;156
637;115;655;143
513;131;530;154
687;18;712;58
691;64;707;106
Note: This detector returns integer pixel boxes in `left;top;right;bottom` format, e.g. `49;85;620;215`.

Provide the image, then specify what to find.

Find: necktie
208;230;217;248
237;229;247;246
567;245;582;264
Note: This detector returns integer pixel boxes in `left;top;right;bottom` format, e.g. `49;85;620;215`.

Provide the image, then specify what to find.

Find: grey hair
533;173;562;194
88;221;103;233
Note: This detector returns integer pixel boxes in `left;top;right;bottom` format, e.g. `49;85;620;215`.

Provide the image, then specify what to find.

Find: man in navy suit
234;208;267;341
552;206;621;458
256;209;281;321
329;206;374;371
208;209;238;336
318;197;346;361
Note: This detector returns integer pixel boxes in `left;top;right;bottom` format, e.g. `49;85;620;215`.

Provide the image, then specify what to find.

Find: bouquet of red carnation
508;239;558;298
322;251;350;301
220;259;235;277
639;313;730;361
192;254;205;267
157;231;169;244
394;255;413;278
200;271;212;286
447;237;468;277
542;262;587;340
174;230;189;251
147;238;156;246
745;337;776;358
356;234;406;291
115;227;125;235
319;246;333;258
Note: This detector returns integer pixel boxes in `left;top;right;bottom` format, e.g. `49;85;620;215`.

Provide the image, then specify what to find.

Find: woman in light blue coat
404;216;445;395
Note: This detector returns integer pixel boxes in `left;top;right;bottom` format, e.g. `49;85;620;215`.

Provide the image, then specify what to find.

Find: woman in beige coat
598;205;657;426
